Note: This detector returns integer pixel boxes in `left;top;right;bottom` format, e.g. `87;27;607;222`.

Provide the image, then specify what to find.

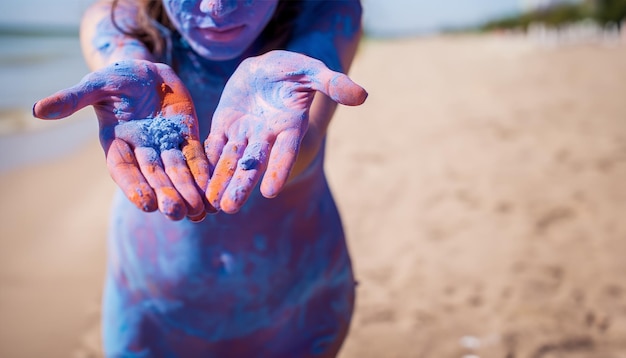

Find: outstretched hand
205;50;367;213
33;60;211;221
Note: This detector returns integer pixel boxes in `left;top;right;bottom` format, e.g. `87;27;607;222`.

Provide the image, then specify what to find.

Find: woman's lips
197;24;245;42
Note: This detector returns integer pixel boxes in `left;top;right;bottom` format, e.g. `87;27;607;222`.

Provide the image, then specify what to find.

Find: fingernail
189;211;207;223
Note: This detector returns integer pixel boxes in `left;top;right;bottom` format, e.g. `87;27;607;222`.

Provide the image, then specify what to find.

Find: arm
73;1;365;216
286;0;364;180
80;0;155;69
204;1;367;213
33;0;211;221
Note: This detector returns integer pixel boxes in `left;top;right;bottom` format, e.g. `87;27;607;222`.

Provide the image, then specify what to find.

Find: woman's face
162;0;279;60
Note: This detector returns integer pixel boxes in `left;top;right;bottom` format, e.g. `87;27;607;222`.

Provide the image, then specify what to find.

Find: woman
33;0;367;356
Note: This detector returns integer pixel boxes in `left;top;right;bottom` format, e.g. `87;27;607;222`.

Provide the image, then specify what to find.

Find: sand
1;34;625;357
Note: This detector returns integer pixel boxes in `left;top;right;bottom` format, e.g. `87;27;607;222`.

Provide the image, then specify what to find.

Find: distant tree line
481;0;626;31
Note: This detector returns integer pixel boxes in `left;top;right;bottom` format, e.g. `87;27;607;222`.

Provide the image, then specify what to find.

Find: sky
0;0;93;28
0;0;580;36
362;0;522;36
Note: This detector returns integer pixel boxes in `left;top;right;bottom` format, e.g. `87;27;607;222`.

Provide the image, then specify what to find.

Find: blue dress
102;33;356;358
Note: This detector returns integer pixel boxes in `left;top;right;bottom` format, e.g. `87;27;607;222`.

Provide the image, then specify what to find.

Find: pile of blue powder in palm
137;115;185;152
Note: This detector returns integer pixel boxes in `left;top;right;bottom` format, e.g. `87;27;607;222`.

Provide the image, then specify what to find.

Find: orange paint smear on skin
158;187;184;215
160;83;191;110
142;162;160;175
127;183;154;209
107;140;156;210
160;187;181;200
113;142;135;163
207;160;236;202
264;155;294;195
159;83;195;125
115;37;126;49
182;140;209;183
165;165;181;179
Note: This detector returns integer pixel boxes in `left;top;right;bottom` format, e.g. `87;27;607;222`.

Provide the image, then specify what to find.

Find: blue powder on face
139;115;184;152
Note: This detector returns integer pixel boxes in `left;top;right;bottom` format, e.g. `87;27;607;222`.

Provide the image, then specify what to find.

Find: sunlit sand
1;34;625;357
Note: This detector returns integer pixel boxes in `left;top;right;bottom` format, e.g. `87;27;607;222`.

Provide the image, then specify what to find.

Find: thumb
33;88;81;120
304;59;367;106
33;73;104;120
325;73;368;106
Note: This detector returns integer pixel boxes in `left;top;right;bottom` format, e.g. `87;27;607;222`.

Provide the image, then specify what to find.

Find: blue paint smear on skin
93;20;115;56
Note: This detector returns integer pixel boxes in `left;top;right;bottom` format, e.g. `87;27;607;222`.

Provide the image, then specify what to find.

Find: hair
111;0;302;58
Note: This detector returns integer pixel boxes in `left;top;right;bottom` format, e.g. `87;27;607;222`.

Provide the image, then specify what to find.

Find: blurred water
0;35;89;108
0;35;96;172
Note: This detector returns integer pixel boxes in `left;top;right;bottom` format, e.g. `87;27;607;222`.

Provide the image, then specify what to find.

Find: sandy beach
1;34;625;357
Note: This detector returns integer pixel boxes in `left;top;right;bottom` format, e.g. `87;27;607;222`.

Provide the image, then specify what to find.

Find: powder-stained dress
103;33;356;357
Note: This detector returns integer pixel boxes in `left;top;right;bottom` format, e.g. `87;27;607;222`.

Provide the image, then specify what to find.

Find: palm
33;60;210;221
205;51;367;213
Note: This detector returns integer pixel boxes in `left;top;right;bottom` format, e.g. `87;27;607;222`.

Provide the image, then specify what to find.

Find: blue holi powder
96;40;111;54
239;157;258;170
228;186;249;205
238;142;267;170
112;115;186;152
140;115;184;152
285;68;318;79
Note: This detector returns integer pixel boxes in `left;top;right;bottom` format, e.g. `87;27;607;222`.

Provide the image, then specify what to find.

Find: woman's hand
33;60;211;221
205;50;367;213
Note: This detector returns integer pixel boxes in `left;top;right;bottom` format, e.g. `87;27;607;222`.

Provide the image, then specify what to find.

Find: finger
204;132;227;174
260;131;300;198
206;140;246;210
188;211;207;223
33;72;106;120
135;147;187;221
304;63;368;106
105;139;157;212
161;149;205;219
183;139;217;214
221;141;271;214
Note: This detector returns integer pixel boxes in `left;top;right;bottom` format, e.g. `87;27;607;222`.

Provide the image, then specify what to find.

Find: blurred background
1;0;625;357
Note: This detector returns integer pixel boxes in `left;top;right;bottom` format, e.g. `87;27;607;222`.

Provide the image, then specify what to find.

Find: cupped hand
33;60;212;221
205;50;367;213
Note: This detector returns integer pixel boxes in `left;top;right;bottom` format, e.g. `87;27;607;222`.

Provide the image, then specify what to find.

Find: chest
172;48;241;138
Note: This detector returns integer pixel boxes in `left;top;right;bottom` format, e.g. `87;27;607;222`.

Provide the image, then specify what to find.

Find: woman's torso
105;36;354;348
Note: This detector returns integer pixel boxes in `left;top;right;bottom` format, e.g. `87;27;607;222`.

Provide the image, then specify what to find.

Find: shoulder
295;0;362;33
287;0;363;72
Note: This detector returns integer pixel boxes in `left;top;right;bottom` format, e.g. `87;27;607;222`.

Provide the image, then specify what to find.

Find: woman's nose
199;0;238;18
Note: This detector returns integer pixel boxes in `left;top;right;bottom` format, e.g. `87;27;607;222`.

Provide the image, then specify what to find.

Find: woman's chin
188;40;250;62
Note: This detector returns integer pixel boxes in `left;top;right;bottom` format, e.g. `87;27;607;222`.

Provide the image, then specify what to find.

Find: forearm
287;1;363;178
80;0;155;70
